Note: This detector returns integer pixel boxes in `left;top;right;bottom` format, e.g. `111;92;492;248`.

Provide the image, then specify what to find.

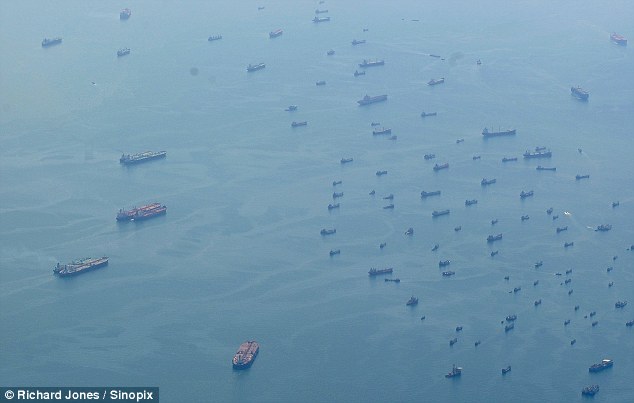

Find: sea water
1;1;633;402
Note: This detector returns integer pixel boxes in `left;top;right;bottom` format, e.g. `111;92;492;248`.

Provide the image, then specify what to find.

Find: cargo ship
269;29;283;38
53;256;109;277
359;59;384;68
120;8;131;20
465;199;478;206
42;37;62;47
520;190;534;198
247;63;266;72
354;70;365;77
117;48;130;57
482;128;516;137
291;121;307;127
445;365;462;378
315;9;328;14
313;16;330;23
589;359;613;372
433;163;449;171
615;301;628;308
357;94;387;105
610;33;627;45
487;234;502;242
117;203;166;222
120;151;166;165
571;86;589;100
481;178;496;186
372;127;391;135
432;209;450;217
424;154;435;160
340;158;353;164
420;112;437;117
595;224;612;232
368;268;393;276
327;49;335;56
232;341;259;369
351;39;366;45
421;190;441;198
208;35;222;41
428;78;445;86
536;166;556;171
575;174;590;180
523;150;551;158
502;157;517;162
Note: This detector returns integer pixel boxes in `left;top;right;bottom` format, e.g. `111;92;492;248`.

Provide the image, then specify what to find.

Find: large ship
372;127;391;135
520;190;534;198
315;9;328;14
120;151;166;165
428;78;445;86
582;385;599;396
269;29;283;38
433;163;449;171
53;256;109;277
359;59;385;68
571;86;589;100
595;224;612;232
420;112;437;117
357;94;387;106
117;48;130;57
232;341;259;369
432;209;450;217
41;37;62;47
482;128;516;137
120;8;131;20
368;268;393;276
313;16;330;23
536;166;556;171
421;190;441;198
208;35;222;41
445;365;462;378
117;203;166;222
406;296;419;306
481;178;496;186
610;33;627;45
589;359;613;372
247;63;266;72
291;121;307;127
351;39;366;45
487;234;503;242
523;150;552;159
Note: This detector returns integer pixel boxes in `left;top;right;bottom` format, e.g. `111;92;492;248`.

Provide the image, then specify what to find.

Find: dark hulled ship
42;38;62;47
53;256;109;277
482;128;516;137
358;94;387;106
117;203;166;222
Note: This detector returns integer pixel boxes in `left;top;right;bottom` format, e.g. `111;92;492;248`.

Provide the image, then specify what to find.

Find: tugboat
232;341;259;369
502;366;511;375
520;190;534;198
595;224;612;232
581;385;599;396
368;268;393;276
445;364;462;377
589;359;613;372
406;296;419;306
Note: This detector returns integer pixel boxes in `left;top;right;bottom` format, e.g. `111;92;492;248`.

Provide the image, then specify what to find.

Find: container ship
611;33;627;45
42;38;62;47
117;203;166;222
120;151;166;165
482;128;516;137
571;86;589;100
357;94;387;106
117;48;130;57
359;59;384;68
120;8;131;20
53;256;109;277
269;29;283;38
232;341;259;369
247;63;266;72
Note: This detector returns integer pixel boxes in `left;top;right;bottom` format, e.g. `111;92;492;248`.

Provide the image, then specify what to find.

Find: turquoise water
1;1;633;402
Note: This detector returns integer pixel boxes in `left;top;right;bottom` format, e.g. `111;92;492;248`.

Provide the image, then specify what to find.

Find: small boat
332;180;342;186
285;105;298;111
372;127;392;135
513;287;521;293
565;269;573;274
351;39;366;45
428;78;445;86
536;166;556;171
445;364;461;377
383;204;394;209
534;299;542;306
568;289;574;295
340;158;353;164
354;70;366;77
421;111;437;117
291;121;307;127
320;228;336;236
481;178;496;186
575;305;579;311
504;276;510;280
449;338;458;347
575;174;590;180
439;260;450;267
312;16;331;23
329;249;340;256
533;280;539;286
327;203;340;210
423;154;436;160
454;226;462;232
534;261;543;268
611;32;628;45
612;201;620;208
595;224;612;232
556;226;568;233
247;63;266;72
432;244;439;252
472;155;481;160
571;86;589;100
405;227;414;236
552;215;559;220
369;190;375;196
332;192;343;199
581;385;599;396
406;296;419;306
326;49;335;56
117;48;130;57
456;138;464;144
455;326;463;332
502;366;511;375
384;278;400;283
383;194;394;200
474;341;481;347
379;242;387;249
564;242;574;248
520;190;534;198
571;339;576;345
371;122;381;126
316;80;326;86
491;251;499;257
442;271;455;277
269;29;283;38
376;170;388;176
491;219;498;225
208;35;223;41
506;315;517;322
521;215;529;221
626;320;633;327
465;199;478;206
592;321;599;327
476;59;482;65
615;301;628;308
607;267;613;272
546;207;554;214
502;157;518;162
590;311;596;317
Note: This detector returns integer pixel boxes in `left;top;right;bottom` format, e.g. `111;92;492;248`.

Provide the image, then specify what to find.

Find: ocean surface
1;1;633;402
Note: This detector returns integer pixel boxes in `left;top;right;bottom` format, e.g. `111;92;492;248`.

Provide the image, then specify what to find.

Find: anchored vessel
523;150;552;159
432;209;450;217
42;37;62;47
482;128;516;137
53;256;109;277
487;234;503;242
433;163;449;171
421;112;437;117
269;29;283;38
536;166;556;171
247;63;266;72
117;203;166;222
428;78;445;86
571;86;589;100
359;59;384;68
421;190;441;198
233;341;259;369
611;33;627;45
445;365;462;378
582;385;599;396
120;8;131;20
373;127;391;135
313;16;330;23
368;268;393;276
351;39;366;45
208;35;222;41
117;48;130;57
120;151;166;165
358;94;387;106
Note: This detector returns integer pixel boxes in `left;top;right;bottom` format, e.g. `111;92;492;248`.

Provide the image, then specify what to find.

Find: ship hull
120;152;166;165
54;258;109;277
